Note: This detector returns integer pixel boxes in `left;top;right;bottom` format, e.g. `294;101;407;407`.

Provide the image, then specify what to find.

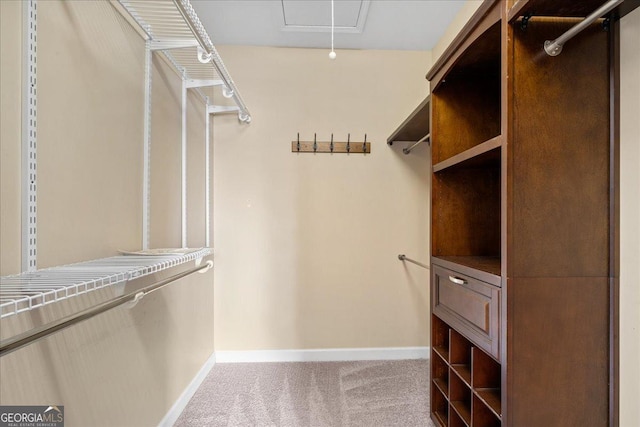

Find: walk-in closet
1;0;639;426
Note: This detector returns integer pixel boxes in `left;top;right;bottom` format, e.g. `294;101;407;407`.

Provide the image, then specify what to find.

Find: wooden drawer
432;264;500;360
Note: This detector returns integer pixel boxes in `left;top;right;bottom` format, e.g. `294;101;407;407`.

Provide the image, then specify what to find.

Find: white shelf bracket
22;0;38;272
181;71;188;248
205;99;211;247
149;39;199;51
186;79;224;89
206;105;240;115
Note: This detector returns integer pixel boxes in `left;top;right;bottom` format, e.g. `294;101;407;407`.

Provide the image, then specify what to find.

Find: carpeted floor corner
174;359;436;427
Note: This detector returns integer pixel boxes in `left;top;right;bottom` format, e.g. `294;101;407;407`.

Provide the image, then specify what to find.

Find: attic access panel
281;0;370;33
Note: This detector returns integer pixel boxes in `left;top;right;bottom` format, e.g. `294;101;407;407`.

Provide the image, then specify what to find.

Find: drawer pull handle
449;275;467;285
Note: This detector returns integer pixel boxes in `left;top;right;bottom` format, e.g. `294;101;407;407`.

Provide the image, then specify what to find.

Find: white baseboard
157;352;217;427
215;346;429;363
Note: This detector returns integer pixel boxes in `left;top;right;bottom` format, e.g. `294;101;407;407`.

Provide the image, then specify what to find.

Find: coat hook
330;134;334;153
297;133;300;152
313;133;317;152
363;134;367;153
347;133;351;153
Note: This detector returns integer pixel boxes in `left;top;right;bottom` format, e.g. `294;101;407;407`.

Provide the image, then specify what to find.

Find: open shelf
434;256;501;279
431;21;501;165
432;163;501;276
0;248;212;318
433;137;501;173
387;96;430;145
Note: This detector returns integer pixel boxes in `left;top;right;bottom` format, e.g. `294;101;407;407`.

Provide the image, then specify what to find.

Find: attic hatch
281;0;371;33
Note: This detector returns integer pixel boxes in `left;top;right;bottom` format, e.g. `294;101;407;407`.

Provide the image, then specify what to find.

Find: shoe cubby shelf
431;315;501;427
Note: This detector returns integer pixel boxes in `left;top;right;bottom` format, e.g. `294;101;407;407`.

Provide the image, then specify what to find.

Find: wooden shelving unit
426;0;638;425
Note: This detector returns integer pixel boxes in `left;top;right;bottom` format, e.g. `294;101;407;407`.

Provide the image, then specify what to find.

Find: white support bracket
205;100;211;247
181;72;188;248
207;105;240;115
149;39;199;51
186;79;224;89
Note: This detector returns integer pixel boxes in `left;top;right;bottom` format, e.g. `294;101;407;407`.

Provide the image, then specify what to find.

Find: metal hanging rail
398;254;430;270
403;133;430;155
0;260;213;358
544;0;624;56
117;0;251;122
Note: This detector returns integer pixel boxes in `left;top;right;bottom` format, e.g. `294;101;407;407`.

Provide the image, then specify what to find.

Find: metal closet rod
544;0;624;56
0;260;213;358
398;254;430;270
403;134;430;155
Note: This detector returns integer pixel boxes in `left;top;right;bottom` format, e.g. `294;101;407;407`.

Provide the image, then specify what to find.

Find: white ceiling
190;0;467;51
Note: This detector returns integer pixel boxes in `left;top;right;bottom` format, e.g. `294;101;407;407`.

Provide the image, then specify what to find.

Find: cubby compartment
473;394;502;427
431;21;501;165
432;163;501;277
449;405;470;427
450;329;472;386
432;385;449;427
432;348;449;398
472;348;502;418
449;368;472;426
432;314;450;361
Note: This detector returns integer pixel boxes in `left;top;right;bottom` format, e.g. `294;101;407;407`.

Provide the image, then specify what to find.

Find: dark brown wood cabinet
425;1;638;425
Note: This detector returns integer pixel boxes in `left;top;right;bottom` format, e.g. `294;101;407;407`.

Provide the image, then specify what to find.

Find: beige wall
0;0;22;275
212;46;432;351
0;1;214;426
620;7;640;426
431;0;483;63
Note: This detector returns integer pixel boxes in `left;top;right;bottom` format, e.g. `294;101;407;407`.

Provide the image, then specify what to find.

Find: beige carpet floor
174;359;436;427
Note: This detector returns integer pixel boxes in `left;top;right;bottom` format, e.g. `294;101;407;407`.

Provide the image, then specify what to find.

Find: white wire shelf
0;248;212;319
117;0;251;122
